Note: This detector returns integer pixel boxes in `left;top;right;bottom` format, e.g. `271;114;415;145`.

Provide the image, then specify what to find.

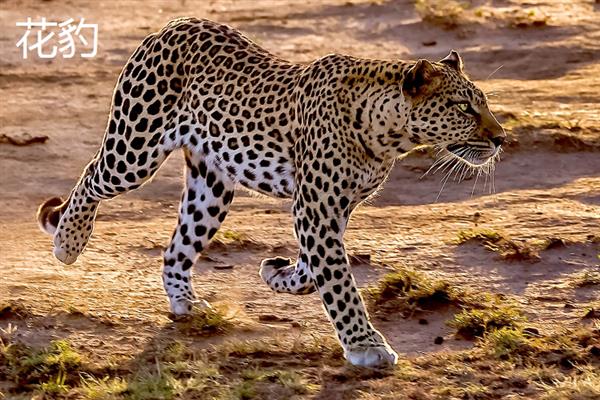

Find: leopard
37;17;505;368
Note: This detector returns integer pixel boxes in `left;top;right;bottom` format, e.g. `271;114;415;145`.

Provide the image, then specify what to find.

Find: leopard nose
482;117;506;147
481;107;506;147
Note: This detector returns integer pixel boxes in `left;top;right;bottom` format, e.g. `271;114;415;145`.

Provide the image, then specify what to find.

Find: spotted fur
37;18;505;367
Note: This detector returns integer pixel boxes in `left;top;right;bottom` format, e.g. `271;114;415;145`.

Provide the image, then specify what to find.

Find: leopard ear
402;59;437;97
439;50;464;72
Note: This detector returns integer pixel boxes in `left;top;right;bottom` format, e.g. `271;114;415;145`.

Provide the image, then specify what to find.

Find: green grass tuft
79;374;128;400
125;370;179;400
38;370;70;396
483;327;530;358
176;306;233;336
448;303;526;339
1;339;84;391
456;228;505;245
208;229;263;249
218;229;247;243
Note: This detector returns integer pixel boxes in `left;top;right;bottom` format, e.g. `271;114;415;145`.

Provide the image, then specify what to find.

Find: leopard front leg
259;255;316;295
293;182;398;368
162;150;235;315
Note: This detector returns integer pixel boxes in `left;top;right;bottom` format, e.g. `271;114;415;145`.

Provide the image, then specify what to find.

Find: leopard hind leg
162;149;236;315
37;32;179;263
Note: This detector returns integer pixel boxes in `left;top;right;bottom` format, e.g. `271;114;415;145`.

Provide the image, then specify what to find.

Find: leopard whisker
428;142;500;200
436;156;459;175
471;168;483;196
452;159;466;182
430;154;458;177
420;151;453;179
463;149;479;178
459;161;474;183
455;149;478;183
491;159;497;195
435;167;455;202
484;173;488;193
457;161;473;183
486;64;504;80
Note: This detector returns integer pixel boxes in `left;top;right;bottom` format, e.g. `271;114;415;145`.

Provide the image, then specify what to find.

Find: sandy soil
1;0;599;398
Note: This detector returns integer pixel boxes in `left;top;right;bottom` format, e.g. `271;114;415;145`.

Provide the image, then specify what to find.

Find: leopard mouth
422;140;502;192
445;140;500;167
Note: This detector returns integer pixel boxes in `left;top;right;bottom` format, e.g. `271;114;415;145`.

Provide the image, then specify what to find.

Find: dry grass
234;369;317;399
415;1;550;30
583;304;600;320
367;267;455;316
221;334;345;363
368;265;528;340
0;335;331;399
207;229;266;251
79;375;128;399
456;227;542;262
2;315;598;399
571;270;600;288
539;366;600;400
174;304;234;336
350;322;600;399
415;0;473;29
503;7;550;28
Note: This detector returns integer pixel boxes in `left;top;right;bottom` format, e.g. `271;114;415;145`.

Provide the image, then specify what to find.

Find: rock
0;132;49;146
258;314;293;323
522;327;540;337
213;264;234;270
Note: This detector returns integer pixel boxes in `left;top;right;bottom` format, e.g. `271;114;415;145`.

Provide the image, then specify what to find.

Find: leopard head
402;50;505;170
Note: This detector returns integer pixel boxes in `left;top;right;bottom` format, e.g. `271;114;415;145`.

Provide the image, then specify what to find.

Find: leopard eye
457;102;470;113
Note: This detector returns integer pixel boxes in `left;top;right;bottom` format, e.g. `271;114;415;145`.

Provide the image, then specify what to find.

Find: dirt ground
1;0;599;399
